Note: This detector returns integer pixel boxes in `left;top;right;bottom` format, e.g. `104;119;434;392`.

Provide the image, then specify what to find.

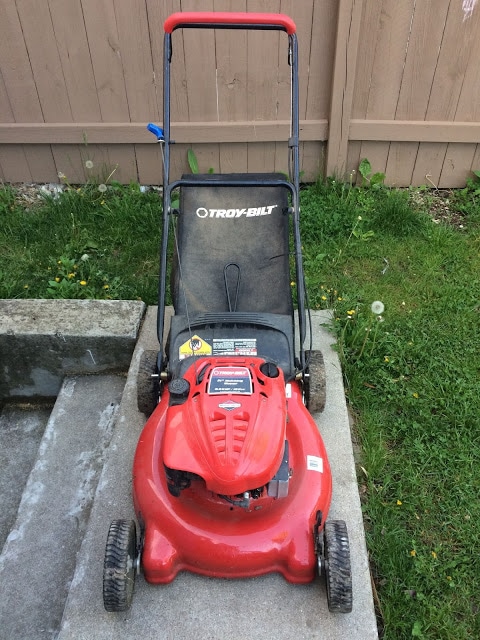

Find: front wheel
103;519;138;612
323;520;353;613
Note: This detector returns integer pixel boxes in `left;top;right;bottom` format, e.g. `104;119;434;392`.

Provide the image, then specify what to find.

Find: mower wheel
103;519;138;612
137;350;159;416
323;520;353;613
305;350;326;414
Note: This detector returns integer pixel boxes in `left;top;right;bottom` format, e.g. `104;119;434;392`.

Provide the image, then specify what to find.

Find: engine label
213;338;257;356
208;367;252;395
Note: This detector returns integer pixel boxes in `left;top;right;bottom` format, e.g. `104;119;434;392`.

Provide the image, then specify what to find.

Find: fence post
326;0;363;178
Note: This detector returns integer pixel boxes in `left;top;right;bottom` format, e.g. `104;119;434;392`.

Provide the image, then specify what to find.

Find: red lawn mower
103;12;352;615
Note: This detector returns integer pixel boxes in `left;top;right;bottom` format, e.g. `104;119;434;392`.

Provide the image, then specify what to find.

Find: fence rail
1;0;479;187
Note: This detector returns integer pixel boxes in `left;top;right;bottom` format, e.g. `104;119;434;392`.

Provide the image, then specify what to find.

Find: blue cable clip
147;123;164;141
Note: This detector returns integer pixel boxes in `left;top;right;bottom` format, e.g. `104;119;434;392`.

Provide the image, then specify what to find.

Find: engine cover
162;357;286;495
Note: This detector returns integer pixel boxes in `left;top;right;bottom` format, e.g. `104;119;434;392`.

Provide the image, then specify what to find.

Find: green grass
2;174;480;638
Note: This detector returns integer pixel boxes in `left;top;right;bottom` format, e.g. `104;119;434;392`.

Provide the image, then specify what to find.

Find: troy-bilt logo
196;205;278;219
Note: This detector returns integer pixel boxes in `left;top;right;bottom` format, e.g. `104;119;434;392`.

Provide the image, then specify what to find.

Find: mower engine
163;357;290;509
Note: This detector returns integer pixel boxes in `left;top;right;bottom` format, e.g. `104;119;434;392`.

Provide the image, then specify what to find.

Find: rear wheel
103;519;138;612
137;350;159;416
324;520;353;613
305;350;326;413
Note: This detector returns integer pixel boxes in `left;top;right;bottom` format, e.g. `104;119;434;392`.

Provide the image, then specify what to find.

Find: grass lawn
1;174;480;639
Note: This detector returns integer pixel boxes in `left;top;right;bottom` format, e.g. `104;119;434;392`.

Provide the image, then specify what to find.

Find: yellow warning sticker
179;335;212;359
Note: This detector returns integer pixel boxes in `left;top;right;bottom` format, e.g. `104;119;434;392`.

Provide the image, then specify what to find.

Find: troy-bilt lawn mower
103;12;352;615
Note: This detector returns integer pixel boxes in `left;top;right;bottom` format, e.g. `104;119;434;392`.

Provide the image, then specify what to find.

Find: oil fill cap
169;377;190;398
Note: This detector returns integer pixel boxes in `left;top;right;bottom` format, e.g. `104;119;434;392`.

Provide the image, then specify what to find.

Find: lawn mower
103;11;352;615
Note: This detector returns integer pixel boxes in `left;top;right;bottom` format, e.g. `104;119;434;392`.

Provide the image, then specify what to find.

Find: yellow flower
24;284;29;289
431;551;437;559
337;297;343;301
55;277;61;283
413;392;419;399
347;310;355;316
410;549;416;557
384;356;390;363
80;280;87;286
103;284;109;290
396;500;402;506
321;295;327;301
68;273;75;279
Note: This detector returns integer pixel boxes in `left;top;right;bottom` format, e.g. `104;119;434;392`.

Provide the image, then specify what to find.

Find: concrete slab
0;403;51;549
0;299;145;401
59;308;378;640
0;375;125;640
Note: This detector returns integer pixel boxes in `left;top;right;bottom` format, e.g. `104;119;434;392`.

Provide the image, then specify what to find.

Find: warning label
213;338;257;356
208;367;252;395
179;335;212;359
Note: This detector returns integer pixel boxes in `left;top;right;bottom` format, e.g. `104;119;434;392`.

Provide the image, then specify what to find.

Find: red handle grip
164;12;296;35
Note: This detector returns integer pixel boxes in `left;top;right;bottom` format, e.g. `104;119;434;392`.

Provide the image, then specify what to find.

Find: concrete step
0;403;51;550
0;375;125;640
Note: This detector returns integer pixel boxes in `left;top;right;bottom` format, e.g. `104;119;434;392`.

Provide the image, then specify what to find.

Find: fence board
415;0;480;187
386;0;450;185
356;0;417;184
326;0;363;178
439;3;480;186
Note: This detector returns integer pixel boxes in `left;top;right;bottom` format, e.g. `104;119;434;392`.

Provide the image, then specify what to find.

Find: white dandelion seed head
85;160;94;169
98;183;107;193
371;300;385;315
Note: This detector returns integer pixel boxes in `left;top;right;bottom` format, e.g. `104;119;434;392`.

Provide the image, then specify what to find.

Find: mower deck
133;376;331;584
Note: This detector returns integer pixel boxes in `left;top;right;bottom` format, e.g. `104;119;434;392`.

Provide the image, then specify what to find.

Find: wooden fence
1;0;480;187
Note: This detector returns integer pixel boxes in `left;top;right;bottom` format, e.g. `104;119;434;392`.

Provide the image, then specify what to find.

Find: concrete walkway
58;308;378;640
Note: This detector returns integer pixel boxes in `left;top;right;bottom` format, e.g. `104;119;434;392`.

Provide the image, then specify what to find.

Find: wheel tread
324;520;353;613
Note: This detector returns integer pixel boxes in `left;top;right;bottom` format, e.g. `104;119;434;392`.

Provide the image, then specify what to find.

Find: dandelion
397;500;403;506
68;273;75;279
58;171;66;180
384;356;390;363
371;300;385;315
431;551;437;559
98;183;107;193
80;280;87;286
347;309;356;316
337;297;343;301
413;392;419;399
23;284;29;289
410;549;416;557
321;295;327;301
103;284;109;290
55;277;61;283
290;281;295;287
85;160;94;169
80;254;90;262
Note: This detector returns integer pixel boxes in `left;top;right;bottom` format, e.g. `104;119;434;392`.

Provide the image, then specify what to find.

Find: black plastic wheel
103;520;138;612
305;350;326;414
137;350;159;416
324;520;353;613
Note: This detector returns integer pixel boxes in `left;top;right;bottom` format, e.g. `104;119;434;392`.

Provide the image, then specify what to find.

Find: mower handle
164;12;296;35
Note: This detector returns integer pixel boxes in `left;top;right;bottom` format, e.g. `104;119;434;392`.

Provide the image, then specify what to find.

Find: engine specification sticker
307;455;324;473
213;338;257;356
208;367;253;395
